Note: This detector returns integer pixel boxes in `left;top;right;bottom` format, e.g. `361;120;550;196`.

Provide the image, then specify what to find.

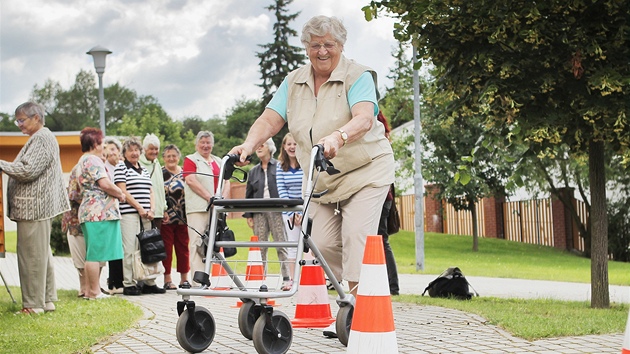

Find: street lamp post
86;46;112;135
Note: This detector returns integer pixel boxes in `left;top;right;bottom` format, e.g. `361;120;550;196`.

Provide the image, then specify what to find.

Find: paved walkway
1;252;628;353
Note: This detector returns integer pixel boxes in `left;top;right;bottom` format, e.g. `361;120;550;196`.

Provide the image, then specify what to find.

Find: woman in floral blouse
75;127;126;300
161;144;190;289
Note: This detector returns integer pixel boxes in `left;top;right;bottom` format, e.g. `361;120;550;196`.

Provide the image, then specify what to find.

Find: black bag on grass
422;267;477;300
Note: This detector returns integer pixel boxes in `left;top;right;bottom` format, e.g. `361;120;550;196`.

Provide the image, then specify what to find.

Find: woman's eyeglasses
309;42;337;51
14;116;33;126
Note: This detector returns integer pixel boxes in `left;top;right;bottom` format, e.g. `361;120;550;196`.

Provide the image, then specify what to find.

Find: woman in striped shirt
276;133;304;289
114;137;165;296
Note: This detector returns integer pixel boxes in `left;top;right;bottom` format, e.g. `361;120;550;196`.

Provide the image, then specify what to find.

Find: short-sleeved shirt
77;154;121;223
114;160;152;215
276;164;303;217
62;163;83;235
163;167;186;225
183;157;220;193
267;71;379;120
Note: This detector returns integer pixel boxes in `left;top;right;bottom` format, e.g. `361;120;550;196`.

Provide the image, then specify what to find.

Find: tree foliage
379;43;415;129
366;0;629;308
27;69;161;134
256;0;306;107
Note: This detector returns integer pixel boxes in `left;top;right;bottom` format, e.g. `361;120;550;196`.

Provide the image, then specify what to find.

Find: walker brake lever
314;144;340;175
224;154;252;180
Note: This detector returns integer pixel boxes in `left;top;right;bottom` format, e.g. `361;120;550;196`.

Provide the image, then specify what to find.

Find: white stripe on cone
347;332;398;354
296;284;329;304
248;249;263;262
356;264;390;296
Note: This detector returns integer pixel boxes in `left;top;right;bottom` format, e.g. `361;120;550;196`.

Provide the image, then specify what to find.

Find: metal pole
413;44;425;271
98;72;106;135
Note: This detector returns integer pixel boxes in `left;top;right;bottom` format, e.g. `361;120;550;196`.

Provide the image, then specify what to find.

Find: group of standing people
0;100;233;310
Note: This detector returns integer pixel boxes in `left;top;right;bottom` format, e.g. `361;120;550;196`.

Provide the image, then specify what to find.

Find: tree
222;98;268;159
0;113;19;132
366;0;630;308
379;43;415;129
256;0;306;107
27;70;162;133
31;70;98;131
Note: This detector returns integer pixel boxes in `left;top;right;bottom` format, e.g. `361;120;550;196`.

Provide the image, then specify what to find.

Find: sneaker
85;293;112;300
323;322;337;338
123;286;142;296
108;287;124;295
142;284;166;294
44;302;56;312
179;281;191;289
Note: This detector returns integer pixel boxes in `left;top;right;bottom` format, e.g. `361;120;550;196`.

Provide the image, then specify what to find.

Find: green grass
398;295;628;340
389;229;630;285
0;288;142;354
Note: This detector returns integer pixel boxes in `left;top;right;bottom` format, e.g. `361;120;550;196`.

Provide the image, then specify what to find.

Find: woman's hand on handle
317;134;343;160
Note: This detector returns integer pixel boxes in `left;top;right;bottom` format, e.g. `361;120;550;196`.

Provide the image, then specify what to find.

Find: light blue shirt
267;71;379;120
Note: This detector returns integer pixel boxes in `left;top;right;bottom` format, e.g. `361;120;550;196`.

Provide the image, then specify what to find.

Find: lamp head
86;45;112;74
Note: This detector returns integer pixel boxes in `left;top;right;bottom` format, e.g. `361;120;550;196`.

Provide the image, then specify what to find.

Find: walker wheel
336;304;353;347
252;310;293;354
238;300;259;340
176;306;216;353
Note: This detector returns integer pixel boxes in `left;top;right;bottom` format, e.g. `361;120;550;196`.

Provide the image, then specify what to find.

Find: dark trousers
108;259;123;289
378;199;400;295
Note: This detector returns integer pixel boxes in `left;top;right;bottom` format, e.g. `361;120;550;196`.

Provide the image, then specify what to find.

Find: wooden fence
503;199;554;247
395;192;588;253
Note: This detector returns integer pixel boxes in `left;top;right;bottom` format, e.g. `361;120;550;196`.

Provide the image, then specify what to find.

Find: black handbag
136;216;167;264
387;184;401;235
198;213;237;261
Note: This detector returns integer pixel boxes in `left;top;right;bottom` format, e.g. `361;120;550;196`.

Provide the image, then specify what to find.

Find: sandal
281;280;293;291
15;308;44;315
164;281;177;290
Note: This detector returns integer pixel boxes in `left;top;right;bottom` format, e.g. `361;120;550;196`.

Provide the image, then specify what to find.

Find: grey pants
17;219;57;308
120;213;156;288
253;212;290;280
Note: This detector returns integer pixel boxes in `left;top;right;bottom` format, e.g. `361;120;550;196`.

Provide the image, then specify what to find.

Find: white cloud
0;0;403;120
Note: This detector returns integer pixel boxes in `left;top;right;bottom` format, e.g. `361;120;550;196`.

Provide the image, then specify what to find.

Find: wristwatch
336;129;348;146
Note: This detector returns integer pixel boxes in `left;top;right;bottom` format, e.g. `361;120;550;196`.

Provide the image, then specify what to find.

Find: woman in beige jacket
0;101;70;314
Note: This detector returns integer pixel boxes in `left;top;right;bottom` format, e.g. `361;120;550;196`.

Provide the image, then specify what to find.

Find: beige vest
184;152;221;214
286;55;394;203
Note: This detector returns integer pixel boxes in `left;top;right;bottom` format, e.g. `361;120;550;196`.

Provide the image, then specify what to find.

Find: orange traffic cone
291;252;335;328
210;248;232;290
347;235;398;353
234;236;274;308
623;309;630;353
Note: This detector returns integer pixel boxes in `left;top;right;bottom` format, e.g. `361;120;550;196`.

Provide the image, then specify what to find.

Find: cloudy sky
1;0;404;120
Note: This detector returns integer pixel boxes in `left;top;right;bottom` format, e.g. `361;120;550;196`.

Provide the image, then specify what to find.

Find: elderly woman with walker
229;15;394;339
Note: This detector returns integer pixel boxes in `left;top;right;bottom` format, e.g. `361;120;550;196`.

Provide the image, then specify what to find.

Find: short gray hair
263;137;276;157
143;133;161;150
15;101;46;125
162;144;181;157
195;130;214;145
301;16;347;49
122;136;143;155
104;136;122;152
